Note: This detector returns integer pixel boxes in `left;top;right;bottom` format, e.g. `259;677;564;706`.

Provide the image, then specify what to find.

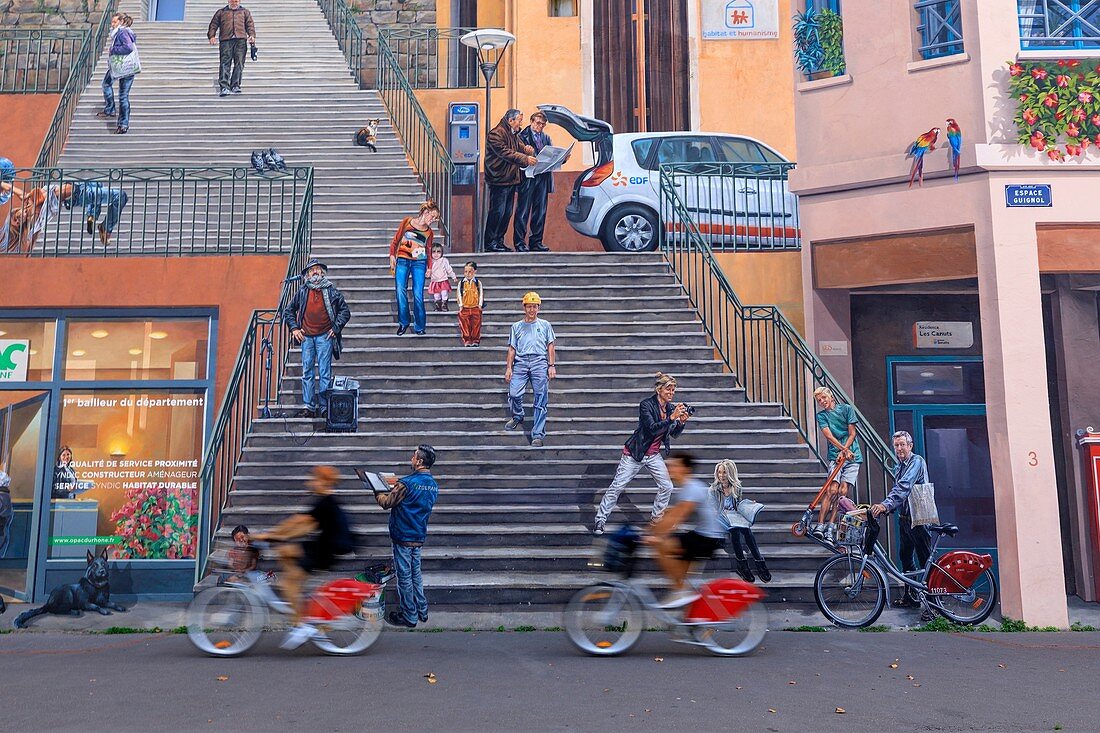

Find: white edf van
539;104;798;253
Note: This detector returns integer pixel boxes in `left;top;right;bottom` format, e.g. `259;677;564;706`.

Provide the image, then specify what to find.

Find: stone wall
349;0;435;87
1;0;110;27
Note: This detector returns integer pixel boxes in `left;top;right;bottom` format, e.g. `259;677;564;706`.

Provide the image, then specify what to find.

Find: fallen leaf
654;656;664;662
913;683;921;687
997;663;1006;669
768;709;777;714
215;675;229;682
889;663;898;669
788;680;796;685
645;709;651;713
735;686;743;690
906;675;914;680
603;689;610;693
835;707;846;714
424;673;438;684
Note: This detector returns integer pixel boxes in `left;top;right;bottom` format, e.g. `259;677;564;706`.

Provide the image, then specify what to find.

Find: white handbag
734;498;764;526
109;47;142;79
907;463;939;528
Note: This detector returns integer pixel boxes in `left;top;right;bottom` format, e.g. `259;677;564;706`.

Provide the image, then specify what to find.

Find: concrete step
276;387;744;407
256;400;781;421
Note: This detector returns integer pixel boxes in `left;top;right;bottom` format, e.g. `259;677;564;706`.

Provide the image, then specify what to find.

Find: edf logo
611;171;648;186
610;171;628;186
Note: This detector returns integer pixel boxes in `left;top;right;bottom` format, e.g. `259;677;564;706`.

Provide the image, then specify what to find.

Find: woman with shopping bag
710;459;771;583
96;13;141;135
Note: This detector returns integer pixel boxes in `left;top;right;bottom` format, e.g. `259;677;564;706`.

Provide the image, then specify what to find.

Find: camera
683;404;696;416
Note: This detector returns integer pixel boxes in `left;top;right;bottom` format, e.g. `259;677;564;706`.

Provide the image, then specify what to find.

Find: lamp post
460;28;516;253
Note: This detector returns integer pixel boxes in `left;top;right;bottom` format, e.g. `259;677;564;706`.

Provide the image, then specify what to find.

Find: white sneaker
279;623;319;650
657;589;701;609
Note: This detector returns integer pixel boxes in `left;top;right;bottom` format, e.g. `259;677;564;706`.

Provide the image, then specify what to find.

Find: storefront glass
64;318;209;382
0;319;56;383
49;390;204;560
0;390;49;600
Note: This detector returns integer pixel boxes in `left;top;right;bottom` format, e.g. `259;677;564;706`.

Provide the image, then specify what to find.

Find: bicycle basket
837;513;867;550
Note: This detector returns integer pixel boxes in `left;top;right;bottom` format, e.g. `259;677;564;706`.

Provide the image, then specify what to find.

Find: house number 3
1027;451;1038;467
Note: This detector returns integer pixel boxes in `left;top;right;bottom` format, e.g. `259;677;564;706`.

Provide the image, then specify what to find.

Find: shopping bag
735;498;764;526
908;481;939;527
109;48;142;79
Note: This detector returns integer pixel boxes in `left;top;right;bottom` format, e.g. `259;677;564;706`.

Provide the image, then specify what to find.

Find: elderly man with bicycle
871;430;935;618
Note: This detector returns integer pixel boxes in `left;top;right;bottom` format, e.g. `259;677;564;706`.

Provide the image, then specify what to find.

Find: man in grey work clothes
504;291;556;447
871;430;934;618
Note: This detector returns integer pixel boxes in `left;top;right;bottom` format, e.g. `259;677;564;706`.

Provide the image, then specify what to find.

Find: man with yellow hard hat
504;291;557;447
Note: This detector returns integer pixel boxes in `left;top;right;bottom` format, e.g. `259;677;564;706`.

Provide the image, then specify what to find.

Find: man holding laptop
360;444;439;628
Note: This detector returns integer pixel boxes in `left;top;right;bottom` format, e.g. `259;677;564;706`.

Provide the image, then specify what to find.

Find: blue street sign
1004;184;1052;207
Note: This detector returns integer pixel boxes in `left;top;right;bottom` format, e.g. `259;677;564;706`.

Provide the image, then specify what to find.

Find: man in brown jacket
208;0;255;97
483;109;537;252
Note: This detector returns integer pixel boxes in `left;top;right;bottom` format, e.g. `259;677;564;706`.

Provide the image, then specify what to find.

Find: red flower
1082;138;1092;151
1009;63;1025;76
1092;114;1100;126
1079;92;1093;104
1019;93;1029;102
1048;148;1066;161
1056;74;1071;88
1023;109;1039;125
1067;122;1081;137
1065;143;1082;157
1055;111;1065;121
1073;107;1087;121
1030;130;1046;150
1057;60;1066;67
1068;60;1080;68
1032;67;1048;80
1043;92;1059;108
1094;134;1100;146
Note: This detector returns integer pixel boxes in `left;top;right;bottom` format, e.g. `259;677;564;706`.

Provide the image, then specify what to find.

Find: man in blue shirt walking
377;444;440;628
504;292;557;447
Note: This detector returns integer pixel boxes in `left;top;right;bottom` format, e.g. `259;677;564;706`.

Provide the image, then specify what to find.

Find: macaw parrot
945;118;962;181
906;127;940;188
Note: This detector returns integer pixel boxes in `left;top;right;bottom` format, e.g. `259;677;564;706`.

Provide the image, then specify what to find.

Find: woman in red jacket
389;201;439;335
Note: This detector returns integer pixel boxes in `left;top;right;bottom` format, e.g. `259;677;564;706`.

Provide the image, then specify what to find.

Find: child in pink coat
428;243;458;311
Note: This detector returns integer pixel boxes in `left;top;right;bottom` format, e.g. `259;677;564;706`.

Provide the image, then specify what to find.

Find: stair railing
194;170;314;578
658;163;897;546
36;0;118;168
0;28;90;93
315;0;366;87
376;30;453;240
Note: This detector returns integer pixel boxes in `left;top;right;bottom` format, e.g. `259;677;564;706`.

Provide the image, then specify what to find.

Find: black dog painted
13;548;126;628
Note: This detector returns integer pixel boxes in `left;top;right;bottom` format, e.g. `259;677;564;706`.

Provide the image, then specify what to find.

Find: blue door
154;0;186;21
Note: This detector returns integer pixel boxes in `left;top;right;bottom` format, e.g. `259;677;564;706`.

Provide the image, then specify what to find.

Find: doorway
593;0;691;133
0;391;51;601
887;357;998;562
152;0;187;21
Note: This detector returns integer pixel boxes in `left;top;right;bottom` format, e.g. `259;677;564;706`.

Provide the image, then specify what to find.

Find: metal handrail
1;166;311;257
376;30;453;239
36;0;118;167
378;26;505;90
0;28;89;93
316;0;366;87
195;173;313;576
658;163;897;549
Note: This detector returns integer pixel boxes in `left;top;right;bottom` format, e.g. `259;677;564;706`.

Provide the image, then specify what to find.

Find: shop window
64;318;209;382
892;361;985;405
548;0;577;17
914;1;964;59
1018;0;1100;50
49;390;205;560
0;319;55;383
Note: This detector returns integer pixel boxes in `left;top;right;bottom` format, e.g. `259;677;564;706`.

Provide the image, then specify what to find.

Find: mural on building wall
906;119;963;187
1009;60;1100;161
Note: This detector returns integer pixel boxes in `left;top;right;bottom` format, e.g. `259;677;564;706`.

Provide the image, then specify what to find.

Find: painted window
1018;0;1100;50
63;318;209;382
915;1;964;59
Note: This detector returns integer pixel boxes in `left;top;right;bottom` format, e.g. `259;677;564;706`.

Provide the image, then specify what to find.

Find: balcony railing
0;29;89;93
658;162;897;551
316;0;367;87
378;27;505;90
658;162;800;252
376;31;454;239
915;0;964;59
1;166;312;257
1019;0;1100;50
36;0;118;167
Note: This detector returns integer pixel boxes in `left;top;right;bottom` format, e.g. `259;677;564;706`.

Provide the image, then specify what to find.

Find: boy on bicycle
255;465;355;649
645;451;727;608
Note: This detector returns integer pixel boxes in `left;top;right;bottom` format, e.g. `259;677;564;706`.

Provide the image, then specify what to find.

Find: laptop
355;468;395;495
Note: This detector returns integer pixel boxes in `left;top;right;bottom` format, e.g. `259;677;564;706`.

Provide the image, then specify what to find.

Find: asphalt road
1;629;1098;732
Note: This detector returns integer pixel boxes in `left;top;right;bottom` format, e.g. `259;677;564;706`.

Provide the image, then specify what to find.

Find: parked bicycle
813;511;997;628
564;527;768;657
187;548;395;657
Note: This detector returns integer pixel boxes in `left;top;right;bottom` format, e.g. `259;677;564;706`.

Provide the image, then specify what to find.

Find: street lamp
460;28;516;252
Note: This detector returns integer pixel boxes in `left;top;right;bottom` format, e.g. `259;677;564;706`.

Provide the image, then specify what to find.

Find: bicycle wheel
564;584;644;656
311;602;383;656
928;568;998;625
814;554;887;629
187;586;266;657
692;601;768;657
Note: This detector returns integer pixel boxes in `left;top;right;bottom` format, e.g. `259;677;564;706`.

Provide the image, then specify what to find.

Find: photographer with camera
594;372;692;535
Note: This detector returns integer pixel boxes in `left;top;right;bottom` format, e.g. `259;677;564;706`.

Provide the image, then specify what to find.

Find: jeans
300;333;333;410
218;39;247;90
394;257;427;332
595;452;675;526
0;493;12;558
101;70;134;129
508;354;549;439
484;183;519;250
728;527;763;563
71;183;129;234
392;543;427;624
513;174;550;249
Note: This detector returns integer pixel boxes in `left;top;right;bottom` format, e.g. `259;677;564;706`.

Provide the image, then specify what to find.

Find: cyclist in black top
256;465;354;648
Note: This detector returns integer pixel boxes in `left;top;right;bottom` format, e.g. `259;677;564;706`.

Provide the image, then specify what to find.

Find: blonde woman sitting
711;459;771;583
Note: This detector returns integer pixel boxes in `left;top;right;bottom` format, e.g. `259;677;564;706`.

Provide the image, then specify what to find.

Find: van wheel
600;205;659;253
